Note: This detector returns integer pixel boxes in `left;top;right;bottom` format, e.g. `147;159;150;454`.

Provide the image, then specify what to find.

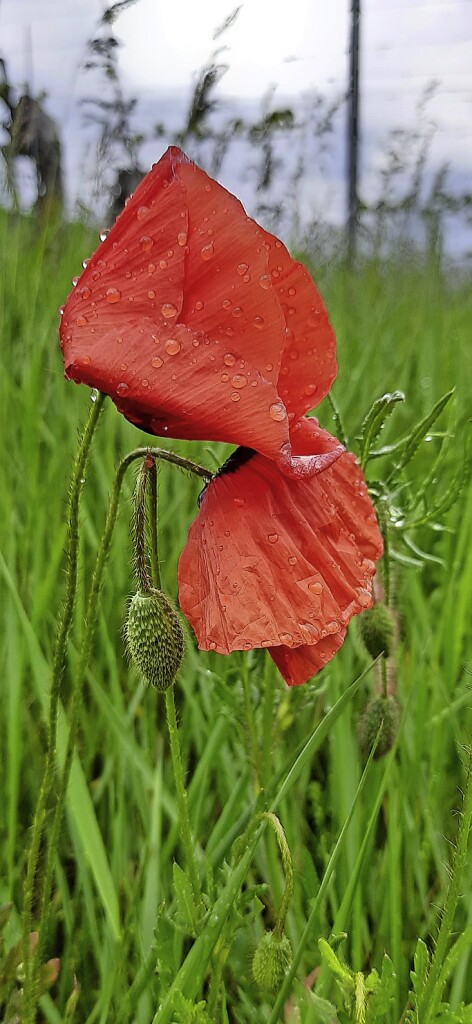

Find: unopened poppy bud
358;602;394;659
252;931;292;993
358;695;401;759
126;589;184;691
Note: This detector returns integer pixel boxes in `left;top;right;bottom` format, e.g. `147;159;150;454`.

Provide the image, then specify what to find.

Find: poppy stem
147;457;161;589
165;686;204;921
133;458;155;592
22;390;106;1023
261;812;294;939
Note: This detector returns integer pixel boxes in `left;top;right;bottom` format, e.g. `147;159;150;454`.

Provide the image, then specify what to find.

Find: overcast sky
1;0;471;252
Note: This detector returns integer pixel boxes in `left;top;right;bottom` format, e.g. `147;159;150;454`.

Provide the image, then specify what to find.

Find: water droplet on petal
222;298;232;310
237;262;249;276
161;302;177;319
304;384;317;397
195;300;204;311
232;306;243;318
269;402;286;422
268;533;278;544
254;316;264;329
224;353;236;366
201;242;214;261
234;497;245;507
279;632;293;644
148;263;156;274
140;235;153;251
117;382;128;395
177;231;187;246
259;274;271;289
82;258;90;269
106;287;121;303
165;338;181;355
76;315;87;327
231;374;247;389
221;373;230;382
209;640;217;650
289;349;299;361
309;581;322;595
136;205;149;221
159;259;168;270
230;392;241;402
287;286;296;296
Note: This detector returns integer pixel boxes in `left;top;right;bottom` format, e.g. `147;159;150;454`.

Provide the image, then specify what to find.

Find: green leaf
318;938;354;990
359;391;405;469
385;389;454;484
411;937;430;1000
172;863;200;937
307;990;341;1023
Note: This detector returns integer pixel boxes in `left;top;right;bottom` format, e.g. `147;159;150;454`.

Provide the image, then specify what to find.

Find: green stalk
417;744;472;1021
165;687;204;921
22;390;105;1022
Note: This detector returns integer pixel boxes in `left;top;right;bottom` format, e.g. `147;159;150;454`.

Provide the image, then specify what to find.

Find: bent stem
22;390;106;1021
27;439;210;1012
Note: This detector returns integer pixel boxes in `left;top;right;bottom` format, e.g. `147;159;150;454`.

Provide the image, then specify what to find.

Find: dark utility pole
347;0;361;263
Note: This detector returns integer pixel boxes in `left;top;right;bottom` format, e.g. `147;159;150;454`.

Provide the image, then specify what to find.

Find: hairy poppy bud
252;931;292;993
126;589;184;691
358;602;394;659
358;694;401;759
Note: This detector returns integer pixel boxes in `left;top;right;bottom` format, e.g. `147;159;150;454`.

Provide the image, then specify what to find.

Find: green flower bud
358;603;394;659
126;589;184;691
252;931;292;993
358;695;401;759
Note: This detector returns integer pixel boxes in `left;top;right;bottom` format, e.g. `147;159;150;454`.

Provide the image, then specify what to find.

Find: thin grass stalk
22;390;105;1022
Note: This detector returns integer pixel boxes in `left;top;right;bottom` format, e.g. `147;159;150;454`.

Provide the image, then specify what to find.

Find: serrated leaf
366;956;396;1021
307;990;341;1022
386;390;454;484
411;938;430;1000
172;863;199;937
359;391;405;469
318;938;354;990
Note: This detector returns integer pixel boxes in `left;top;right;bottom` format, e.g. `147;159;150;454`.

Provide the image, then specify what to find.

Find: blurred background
1;0;471;265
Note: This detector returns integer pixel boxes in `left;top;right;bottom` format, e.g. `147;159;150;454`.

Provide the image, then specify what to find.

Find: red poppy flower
60;146;383;685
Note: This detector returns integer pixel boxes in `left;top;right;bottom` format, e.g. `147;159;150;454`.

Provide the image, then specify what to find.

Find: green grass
1;207;472;1022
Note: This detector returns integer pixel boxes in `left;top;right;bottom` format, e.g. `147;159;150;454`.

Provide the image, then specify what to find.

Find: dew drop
159;259;168;270
309;581;322;595
201;242;214;261
117;382;128;395
76;315;87;327
254;315;264;329
82;258;90;269
195;300;204;311
225;327;234;337
120;362;128;370
204;183;212;192
230;391;241;402
231;374;247;389
222;298;232;310
259;274;271;289
177;231;187;246
83;355;91;365
268;533;278;544
234;497;245;507
266;362;273;372
289;349;299;361
136;205;148;221
288;555;297;565
106;287;121;304
165;338;181;355
167;249;174;258
269;402;286;422
80;286;91;299
279;632;293;644
232;306;243;318
237;262;249;276
304;383;317;397
161;302;178;319
224;353;236;366
148;290;156;299
148;263;156;274
209;640;217;650
221;373;230;382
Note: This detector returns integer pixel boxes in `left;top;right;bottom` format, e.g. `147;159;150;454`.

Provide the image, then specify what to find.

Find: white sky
1;0;471;250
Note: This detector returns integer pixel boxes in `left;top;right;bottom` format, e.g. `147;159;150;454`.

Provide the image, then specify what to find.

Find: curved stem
261;812;294;938
31;441;211;989
22;391;106;1022
147;457;161;589
133;458;154;592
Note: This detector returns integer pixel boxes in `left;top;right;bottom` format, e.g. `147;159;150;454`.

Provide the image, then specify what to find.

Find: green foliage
1;210;472;1022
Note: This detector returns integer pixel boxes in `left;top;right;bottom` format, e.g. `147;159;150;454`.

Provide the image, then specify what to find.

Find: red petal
254;224;337;417
178;418;383;685
269;631;347;687
60;147;338;470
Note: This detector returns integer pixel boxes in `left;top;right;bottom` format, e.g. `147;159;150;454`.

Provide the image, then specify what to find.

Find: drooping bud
358;602;394;659
358;695;401;759
126;589;184;691
252;931;292;993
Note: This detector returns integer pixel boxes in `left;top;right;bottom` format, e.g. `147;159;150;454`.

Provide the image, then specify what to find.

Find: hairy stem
22;390;106;1022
